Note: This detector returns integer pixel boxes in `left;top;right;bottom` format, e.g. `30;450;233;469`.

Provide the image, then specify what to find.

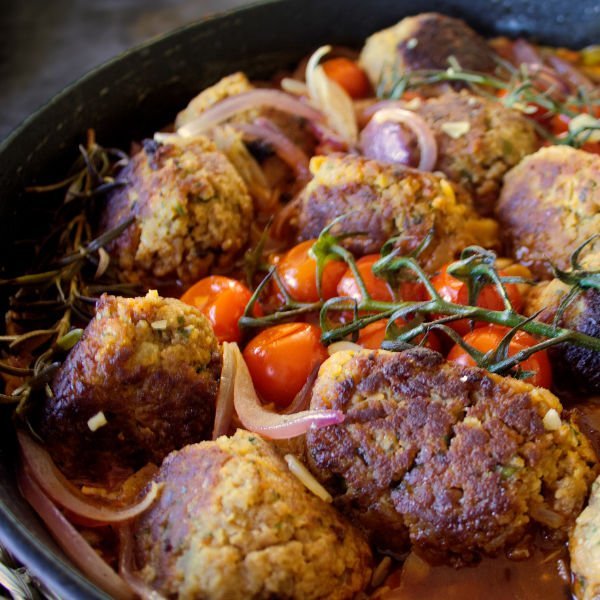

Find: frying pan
0;0;598;597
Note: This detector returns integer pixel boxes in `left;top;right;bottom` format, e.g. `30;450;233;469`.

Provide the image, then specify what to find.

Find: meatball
497;146;600;278
37;291;221;483
175;72;254;128
571;475;600;600
359;13;497;94
525;279;600;394
305;348;596;562
102;136;253;287
296;154;499;272
414;91;538;215
133;430;372;600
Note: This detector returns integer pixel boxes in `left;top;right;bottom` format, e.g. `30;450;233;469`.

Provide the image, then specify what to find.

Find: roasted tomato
358;320;441;352
430;263;524;335
242;323;329;408
447;324;552;388
322;57;372;99
180;276;260;343
277;240;347;303
337;254;425;303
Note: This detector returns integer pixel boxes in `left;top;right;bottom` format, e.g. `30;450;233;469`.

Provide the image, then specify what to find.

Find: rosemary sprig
240;224;600;380
0;131;136;414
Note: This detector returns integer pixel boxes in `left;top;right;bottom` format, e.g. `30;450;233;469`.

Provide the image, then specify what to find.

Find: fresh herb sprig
240;224;600;380
0;131;136;412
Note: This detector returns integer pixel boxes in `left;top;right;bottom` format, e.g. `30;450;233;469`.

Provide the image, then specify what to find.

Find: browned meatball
36;291;221;483
102;136;253;287
296;154;499;272
526;279;600;395
305;348;596;563
133;430;372;600
414;91;538;215
497;146;600;279
360;13;497;94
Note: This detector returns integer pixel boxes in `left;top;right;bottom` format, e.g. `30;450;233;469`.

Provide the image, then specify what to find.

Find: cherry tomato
430;263;524;335
180;276;260;343
447;324;552;388
243;323;329;408
277;240;347;303
358;320;441;352
322;57;372;99
337;254;425;303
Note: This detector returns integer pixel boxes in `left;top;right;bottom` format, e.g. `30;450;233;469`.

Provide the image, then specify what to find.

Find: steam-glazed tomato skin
277;240;347;302
243;323;329;408
180;275;261;343
447;325;552;388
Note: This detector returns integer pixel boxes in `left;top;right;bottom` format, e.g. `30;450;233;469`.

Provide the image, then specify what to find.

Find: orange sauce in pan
381;398;600;600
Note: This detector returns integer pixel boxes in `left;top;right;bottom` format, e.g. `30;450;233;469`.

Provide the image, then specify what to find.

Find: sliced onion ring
17;431;159;523
118;525;165;600
233;118;310;180
212;342;236;439
283;363;320;415
18;467;133;599
371;108;438;172
230;343;344;439
546;54;594;90
177;89;323;138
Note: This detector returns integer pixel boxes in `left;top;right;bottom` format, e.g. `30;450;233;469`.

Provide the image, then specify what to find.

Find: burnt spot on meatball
35;291;222;484
296;154;498;272
102;135;253;288
497;146;600;279
306;348;596;563
133;430;373;600
360;13;497;94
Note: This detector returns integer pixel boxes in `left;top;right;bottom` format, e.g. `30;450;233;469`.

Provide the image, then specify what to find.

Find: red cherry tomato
430;263;524;335
243;323;329;408
277;240;347;303
358;320;441;352
180;276;260;343
337;254;425;303
447;325;552;388
322;58;372;99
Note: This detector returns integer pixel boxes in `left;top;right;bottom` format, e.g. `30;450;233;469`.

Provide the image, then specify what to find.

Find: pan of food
1;0;599;598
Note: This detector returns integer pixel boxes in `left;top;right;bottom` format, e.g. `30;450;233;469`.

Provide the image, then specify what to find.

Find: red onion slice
18;431;159;523
546;54;594;90
282;363;320;415
233;118;310;180
231;343;344;439
18;467;133;600
512;38;545;66
367;108;438;172
177;90;323;138
118;526;165;600
212;343;236;439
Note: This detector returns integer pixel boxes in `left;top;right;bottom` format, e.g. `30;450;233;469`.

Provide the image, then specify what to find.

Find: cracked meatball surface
133;429;372;600
37;291;221;483
296;154;498;272
102;136;253;287
305;348;596;563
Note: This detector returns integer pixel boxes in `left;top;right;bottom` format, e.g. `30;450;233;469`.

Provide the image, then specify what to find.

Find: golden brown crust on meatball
37;291;221;483
133;430;372;600
296;154;499;272
496;146;600;279
102;136;253;287
306;348;596;562
526;280;600;395
360;13;497;94
415;91;538;215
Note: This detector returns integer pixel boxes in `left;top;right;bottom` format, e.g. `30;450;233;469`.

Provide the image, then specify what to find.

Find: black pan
0;0;598;597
